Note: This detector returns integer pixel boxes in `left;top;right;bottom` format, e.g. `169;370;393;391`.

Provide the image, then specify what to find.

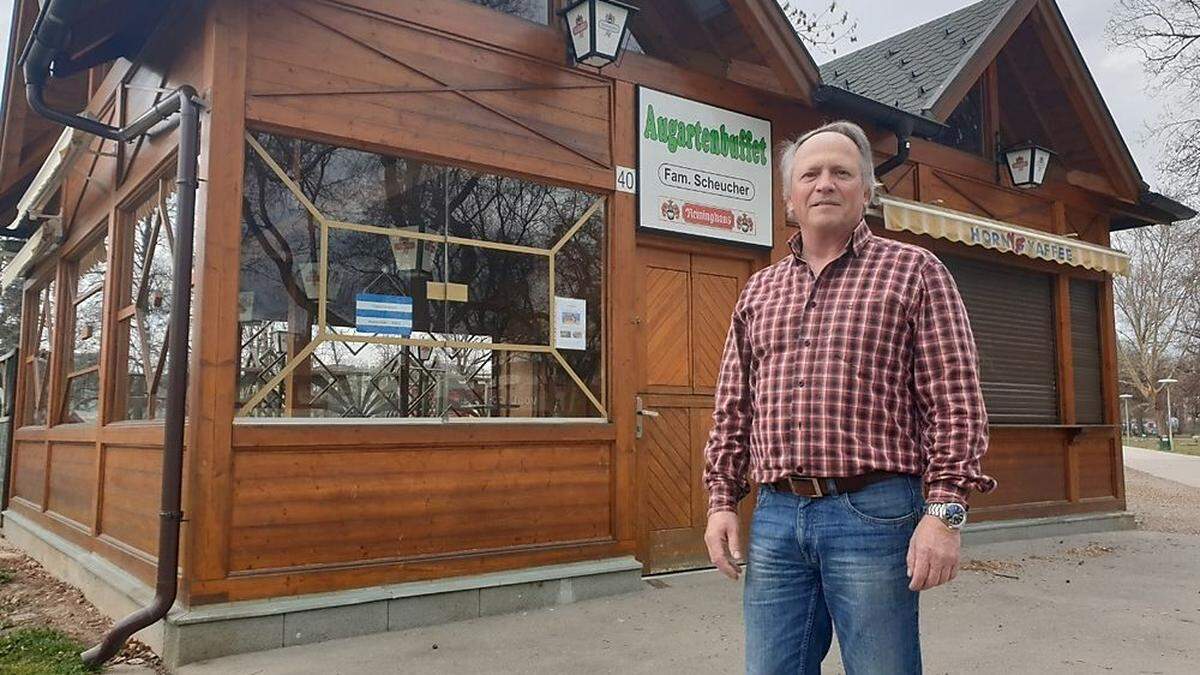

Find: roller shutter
1070;280;1104;424
938;254;1059;424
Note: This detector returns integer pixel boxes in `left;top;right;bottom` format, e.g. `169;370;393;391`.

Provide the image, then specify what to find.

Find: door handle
635;396;659;439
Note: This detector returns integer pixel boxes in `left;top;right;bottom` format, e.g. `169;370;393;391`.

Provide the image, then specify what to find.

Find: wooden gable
624;0;820;103
926;0;1142;200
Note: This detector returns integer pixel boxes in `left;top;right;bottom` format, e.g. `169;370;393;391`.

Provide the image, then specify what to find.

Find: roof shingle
818;0;1015;117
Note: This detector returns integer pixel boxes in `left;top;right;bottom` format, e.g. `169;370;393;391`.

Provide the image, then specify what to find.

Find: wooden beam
724;0;818;103
1027;2;1140;199
1065;170;1118;198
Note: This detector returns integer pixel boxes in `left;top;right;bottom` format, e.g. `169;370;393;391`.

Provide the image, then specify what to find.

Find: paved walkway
177;530;1200;675
1124;445;1200;488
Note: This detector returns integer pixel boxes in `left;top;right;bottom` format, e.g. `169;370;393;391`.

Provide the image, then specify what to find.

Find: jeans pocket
841;477;919;526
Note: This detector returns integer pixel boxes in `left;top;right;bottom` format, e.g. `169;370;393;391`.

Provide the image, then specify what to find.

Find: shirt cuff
925;481;969;506
706;481;741;517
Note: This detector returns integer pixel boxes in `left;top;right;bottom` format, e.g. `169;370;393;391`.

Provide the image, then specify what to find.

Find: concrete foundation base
2;509;644;669
4;506;1137;670
962;510;1137;545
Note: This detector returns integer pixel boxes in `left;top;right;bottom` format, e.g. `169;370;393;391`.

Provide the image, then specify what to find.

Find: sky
0;0;1173;190
800;0;1171;190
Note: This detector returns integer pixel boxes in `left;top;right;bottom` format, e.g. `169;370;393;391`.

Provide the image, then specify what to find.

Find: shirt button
798;381;806;388
804;339;812;347
807;301;816;309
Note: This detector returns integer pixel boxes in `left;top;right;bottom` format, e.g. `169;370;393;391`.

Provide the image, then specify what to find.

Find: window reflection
238;132;605;419
64;235;107;423
114;176;182;421
23;281;55;426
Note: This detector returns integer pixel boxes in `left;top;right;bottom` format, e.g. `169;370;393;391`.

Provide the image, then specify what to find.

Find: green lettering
643;105;657;140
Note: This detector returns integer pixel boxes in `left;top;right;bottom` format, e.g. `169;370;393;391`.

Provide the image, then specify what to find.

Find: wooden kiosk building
0;0;1192;666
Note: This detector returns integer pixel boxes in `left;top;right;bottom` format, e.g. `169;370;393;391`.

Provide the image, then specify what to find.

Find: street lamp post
1119;393;1133;438
1158;378;1179;452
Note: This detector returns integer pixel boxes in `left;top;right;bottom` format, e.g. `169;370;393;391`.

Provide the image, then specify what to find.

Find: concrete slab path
178;530;1200;675
1124;445;1200;488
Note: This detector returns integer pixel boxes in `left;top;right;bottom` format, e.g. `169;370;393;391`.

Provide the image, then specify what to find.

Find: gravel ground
1124;467;1200;535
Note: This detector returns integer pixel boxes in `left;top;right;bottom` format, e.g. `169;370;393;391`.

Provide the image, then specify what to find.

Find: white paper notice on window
555;297;586;351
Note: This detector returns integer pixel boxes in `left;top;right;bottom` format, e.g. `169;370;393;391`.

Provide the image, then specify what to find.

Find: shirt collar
787;219;874;262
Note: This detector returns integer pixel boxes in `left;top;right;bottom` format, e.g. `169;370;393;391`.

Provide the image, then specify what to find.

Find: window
940;254;1058;424
113;174;180;421
931;83;984;156
465;0;550;24
22;279;56;426
237;132;606;420
1070;279;1104;424
61;234;107;423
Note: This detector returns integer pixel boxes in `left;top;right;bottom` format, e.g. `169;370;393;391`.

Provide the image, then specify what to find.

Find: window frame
235;129;611;423
18;272;59;428
56;227;110;425
109;169;181;423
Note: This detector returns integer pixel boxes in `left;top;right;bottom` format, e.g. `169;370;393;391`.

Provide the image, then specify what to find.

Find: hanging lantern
1002;143;1053;189
559;0;638;68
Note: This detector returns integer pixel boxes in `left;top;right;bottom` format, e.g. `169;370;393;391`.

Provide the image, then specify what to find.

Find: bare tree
778;1;858;55
1108;0;1200;200
0;248;22;355
1112;219;1200;432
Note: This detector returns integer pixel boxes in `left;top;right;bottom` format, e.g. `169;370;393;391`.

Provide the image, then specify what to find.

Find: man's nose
814;171;836;191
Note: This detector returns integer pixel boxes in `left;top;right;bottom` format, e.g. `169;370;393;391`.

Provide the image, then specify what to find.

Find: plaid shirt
704;220;996;515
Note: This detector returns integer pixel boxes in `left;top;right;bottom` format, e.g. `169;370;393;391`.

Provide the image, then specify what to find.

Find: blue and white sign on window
355;293;413;336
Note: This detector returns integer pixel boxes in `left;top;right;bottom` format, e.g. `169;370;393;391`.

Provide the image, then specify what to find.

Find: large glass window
61;234;107;423
237;132;606;420
22;279;56;426
113;174;180;421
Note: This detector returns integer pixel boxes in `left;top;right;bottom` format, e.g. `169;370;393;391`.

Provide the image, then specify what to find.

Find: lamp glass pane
565;3;593;62
594;2;629;58
1032;148;1050;184
1006;147;1033;186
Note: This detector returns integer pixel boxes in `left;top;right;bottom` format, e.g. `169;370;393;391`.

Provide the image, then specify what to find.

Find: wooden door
634;244;756;573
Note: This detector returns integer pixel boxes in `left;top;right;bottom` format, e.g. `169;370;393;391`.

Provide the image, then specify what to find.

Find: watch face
944;503;967;527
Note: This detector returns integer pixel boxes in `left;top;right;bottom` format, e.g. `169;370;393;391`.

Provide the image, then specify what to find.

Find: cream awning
878;195;1130;276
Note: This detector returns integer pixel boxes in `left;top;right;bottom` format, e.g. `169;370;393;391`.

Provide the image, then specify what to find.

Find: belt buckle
788;476;823;498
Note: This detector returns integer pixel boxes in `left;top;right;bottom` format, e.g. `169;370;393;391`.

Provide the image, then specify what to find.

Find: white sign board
554;297;587;351
637;87;773;248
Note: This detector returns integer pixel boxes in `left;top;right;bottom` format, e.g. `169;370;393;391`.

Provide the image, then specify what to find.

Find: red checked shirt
704;220;996;515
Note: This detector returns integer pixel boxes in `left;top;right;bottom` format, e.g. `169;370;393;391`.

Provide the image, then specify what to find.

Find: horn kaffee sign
637;87;773;248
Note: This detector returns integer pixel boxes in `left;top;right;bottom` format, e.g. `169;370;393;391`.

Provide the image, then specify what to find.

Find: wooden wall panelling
46;442;96;528
184;0;249;594
10;440;47;506
611;80;638;546
99;445;163;559
244;0;612;191
226;443;613;573
972;428;1069;510
1075;433;1116;499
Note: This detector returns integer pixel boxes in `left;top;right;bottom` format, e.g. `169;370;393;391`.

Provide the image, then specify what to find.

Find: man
702;120;996;675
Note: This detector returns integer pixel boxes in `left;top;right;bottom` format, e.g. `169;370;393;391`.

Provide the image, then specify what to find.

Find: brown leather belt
767;470;901;498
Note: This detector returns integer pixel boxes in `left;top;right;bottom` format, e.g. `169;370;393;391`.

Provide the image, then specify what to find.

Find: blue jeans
743;474;925;675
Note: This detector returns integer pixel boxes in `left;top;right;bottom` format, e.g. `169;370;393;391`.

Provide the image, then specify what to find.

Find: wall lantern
1002;143;1053;189
559;0;638;68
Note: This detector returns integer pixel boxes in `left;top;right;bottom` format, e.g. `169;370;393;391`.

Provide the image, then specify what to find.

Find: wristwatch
925;502;968;530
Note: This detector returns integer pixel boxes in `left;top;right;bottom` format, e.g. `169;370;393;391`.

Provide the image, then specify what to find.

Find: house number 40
615;166;636;194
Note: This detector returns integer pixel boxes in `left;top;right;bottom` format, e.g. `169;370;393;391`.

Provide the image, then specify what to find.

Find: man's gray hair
778;120;879;204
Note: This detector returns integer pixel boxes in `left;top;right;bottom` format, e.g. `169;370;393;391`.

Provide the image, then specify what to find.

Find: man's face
786;132;871;234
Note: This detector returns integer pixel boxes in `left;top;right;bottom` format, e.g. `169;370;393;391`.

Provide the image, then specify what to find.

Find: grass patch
0;569;13;585
0;628;99;675
1125;436;1200;457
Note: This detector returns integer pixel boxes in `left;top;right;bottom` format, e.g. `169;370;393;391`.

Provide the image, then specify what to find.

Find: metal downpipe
77;87;200;667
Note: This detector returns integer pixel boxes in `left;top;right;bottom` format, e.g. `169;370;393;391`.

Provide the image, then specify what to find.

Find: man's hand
704;511;744;580
906;514;960;591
